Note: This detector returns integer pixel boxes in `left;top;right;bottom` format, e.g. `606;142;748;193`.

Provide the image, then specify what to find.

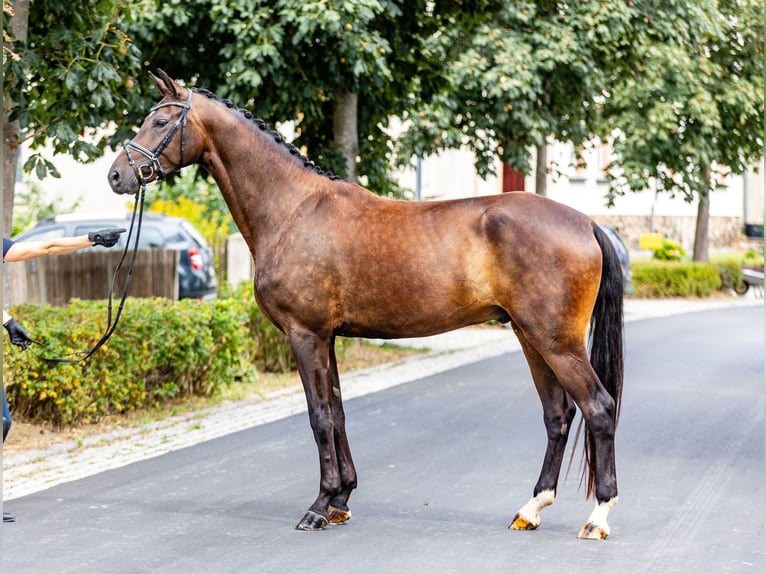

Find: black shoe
3;511;16;523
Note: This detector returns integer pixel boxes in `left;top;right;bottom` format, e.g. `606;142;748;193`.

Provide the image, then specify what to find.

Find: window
15;227;67;242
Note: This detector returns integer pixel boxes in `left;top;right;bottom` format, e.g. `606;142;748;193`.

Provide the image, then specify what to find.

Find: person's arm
3;229;126;262
3;235;95;261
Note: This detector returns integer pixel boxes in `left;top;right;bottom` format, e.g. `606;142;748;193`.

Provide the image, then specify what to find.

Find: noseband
123;88;193;186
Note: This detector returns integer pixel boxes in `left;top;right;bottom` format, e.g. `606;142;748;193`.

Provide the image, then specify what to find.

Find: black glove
88;228;127;248
4;318;33;350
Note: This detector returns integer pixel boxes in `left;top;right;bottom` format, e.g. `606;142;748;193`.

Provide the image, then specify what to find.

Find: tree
124;0;449;196
2;0;145;236
3;0;501;237
601;0;764;261
396;1;634;194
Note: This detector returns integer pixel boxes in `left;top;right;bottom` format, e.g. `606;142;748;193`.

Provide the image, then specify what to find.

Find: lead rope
28;90;192;362
28;185;146;364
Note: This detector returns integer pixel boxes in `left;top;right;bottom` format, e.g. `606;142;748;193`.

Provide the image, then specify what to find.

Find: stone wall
591;215;755;252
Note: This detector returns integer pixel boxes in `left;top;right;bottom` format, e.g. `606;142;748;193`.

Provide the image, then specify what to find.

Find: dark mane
192;87;341;181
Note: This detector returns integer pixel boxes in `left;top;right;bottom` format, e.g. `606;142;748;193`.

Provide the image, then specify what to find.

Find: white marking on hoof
578;496;618;540
509;489;555;530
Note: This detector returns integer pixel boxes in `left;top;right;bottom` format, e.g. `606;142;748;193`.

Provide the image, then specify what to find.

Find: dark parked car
599;224;633;296
13;212;217;300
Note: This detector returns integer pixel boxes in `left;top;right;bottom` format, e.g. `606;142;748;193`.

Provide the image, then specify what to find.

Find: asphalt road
2;306;763;574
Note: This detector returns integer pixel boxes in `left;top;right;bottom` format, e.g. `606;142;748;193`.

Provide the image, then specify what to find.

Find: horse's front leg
326;337;357;524
289;329;342;531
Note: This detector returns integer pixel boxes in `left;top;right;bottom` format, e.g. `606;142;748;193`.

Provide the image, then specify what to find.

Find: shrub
4;282;359;425
742;249;763;264
2;296;269;425
652;239;686;262
631;261;722;297
231;282;296;373
714;260;745;293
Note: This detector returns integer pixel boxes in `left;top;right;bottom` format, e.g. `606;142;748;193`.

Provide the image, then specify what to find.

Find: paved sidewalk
3;296;761;501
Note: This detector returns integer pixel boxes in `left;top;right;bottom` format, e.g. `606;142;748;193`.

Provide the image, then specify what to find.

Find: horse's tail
580;223;625;498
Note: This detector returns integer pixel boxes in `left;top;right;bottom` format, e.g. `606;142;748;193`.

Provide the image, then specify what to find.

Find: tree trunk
2;114;20;236
535;140;548;196
333;90;359;183
3;0;30;236
693;166;711;262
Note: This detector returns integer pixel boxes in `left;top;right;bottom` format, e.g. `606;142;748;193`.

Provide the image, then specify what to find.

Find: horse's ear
148;69;180;98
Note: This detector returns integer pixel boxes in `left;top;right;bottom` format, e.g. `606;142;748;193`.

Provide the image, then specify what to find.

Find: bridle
123;87;193;186
30;90;194;364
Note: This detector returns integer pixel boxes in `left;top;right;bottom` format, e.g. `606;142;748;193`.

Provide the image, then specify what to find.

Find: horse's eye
154;118;169;128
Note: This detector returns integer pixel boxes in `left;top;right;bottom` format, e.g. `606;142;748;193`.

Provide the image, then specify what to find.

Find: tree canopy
3;1;148;164
2;0;145;233
122;0;443;194
4;0;764;251
396;1;635;179
599;0;764;260
602;0;764;202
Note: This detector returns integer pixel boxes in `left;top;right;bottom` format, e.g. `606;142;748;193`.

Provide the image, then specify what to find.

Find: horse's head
108;69;201;195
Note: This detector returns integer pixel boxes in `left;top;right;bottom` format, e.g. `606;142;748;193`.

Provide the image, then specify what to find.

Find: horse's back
298;188;604;340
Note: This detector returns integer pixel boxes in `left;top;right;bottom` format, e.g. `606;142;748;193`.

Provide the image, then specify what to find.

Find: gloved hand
3;318;33;350
88;228;127;248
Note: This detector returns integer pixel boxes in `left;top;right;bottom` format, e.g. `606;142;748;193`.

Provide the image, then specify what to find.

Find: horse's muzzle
108;165;138;195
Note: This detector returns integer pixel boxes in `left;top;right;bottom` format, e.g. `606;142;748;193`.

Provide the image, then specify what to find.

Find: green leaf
64;71;79;92
35;157;47;180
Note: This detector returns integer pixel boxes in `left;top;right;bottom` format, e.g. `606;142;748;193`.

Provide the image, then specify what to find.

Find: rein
31;90;194;362
30;187;147;364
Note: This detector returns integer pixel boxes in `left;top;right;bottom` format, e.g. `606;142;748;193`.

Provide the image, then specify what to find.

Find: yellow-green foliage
652;239;686;262
714;260;745;292
2;295;291;425
631;261;723;297
148;196;231;247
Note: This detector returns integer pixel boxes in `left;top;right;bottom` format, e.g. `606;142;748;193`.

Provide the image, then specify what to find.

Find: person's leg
2;382;11;442
3;383;16;522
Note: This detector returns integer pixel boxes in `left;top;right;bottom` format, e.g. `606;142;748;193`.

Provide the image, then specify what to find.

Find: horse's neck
198;117;316;252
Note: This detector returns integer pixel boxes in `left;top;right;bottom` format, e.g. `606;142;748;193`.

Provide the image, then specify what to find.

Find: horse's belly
338;294;506;339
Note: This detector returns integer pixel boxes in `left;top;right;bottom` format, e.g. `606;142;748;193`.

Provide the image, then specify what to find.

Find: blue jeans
2;382;10;442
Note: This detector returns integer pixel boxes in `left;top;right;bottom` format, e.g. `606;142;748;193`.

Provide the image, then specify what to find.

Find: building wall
15;141;131;219
393;146;502;201
401;139;763;252
18;133;764;254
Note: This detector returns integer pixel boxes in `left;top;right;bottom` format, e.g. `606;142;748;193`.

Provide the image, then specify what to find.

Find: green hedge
714;261;745;293
631;260;735;297
3;289;296;425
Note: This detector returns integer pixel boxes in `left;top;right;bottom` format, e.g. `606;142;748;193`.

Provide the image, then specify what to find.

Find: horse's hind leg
326;339;357;524
509;330;576;531
541;348;619;540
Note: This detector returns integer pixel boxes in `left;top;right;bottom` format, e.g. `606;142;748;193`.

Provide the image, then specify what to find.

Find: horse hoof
577;522;609;540
295;510;329;531
328;504;352;524
578;497;616;539
509;490;552;531
508;513;539;531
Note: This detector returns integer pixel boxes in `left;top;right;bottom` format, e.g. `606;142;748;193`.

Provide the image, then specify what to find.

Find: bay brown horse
108;70;624;540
